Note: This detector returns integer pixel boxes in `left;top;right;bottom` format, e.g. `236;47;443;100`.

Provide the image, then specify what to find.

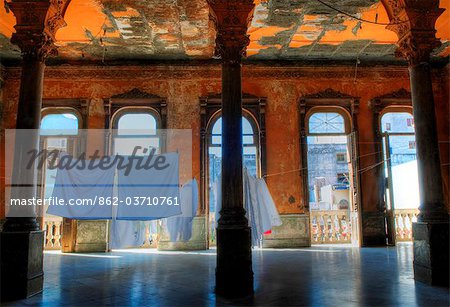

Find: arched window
39;110;81;200
305;110;354;244
208;114;259;179
209;115;258;177
207;111;260;245
308;112;346;134
381;112;415;133
40;113;79;136
111;109;160;155
381;110;418;207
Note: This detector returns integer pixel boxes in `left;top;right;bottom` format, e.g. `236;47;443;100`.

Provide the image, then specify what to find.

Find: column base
361;212;387;247
1;230;45;301
158;216;207;251
216;226;253;298
413;221;449;287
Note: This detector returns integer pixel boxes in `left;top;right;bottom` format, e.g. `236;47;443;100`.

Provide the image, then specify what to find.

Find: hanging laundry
117;152;181;220
213;178;222;229
215;169;282;247
109;220;146;249
256;177;282;229
244;169;262;246
110;175;155;249
166;178;199;242
47;153;114;219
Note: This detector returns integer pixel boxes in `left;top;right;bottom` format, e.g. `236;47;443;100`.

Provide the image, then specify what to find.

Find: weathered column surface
388;0;449;287
1;0;70;301
207;0;255;298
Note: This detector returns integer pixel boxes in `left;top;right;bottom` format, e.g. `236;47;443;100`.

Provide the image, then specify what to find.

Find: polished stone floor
4;243;450;306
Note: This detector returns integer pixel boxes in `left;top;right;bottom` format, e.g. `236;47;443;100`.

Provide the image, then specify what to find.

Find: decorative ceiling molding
3;65;418;81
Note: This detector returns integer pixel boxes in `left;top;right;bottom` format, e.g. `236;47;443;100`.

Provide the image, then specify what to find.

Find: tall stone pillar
387;0;449;287
1;0;70;300
207;0;255;298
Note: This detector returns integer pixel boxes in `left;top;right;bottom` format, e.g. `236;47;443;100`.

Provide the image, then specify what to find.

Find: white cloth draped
215;169;282;247
47;153;114;219
166;178;199;242
117;152;181;220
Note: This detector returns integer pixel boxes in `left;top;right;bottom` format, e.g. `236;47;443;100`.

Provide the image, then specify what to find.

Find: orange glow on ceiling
0;0;448;60
318;6;398;44
436;0;450;41
55;0;119;43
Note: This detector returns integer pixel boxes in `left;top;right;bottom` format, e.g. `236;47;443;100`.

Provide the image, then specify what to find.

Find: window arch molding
206;108;260;143
370;88;412;139
105;88;168;154
199;93;267;215
104;88;167;130
41;98;88;130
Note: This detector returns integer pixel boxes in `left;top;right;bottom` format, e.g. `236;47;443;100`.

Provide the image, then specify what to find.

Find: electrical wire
314;0;409;26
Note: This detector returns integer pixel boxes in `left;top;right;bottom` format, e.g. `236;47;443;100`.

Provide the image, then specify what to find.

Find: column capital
6;0;71;61
385;0;444;66
207;0;255;64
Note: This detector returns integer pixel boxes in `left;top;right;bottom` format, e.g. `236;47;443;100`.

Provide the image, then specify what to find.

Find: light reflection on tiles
3;243;449;307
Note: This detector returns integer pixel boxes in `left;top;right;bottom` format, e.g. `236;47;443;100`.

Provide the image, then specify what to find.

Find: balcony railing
310;210;351;244
44;217;63;250
43;219;158;250
394;209;419;241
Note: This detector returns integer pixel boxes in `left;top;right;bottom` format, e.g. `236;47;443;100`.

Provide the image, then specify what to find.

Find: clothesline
263;156;449;179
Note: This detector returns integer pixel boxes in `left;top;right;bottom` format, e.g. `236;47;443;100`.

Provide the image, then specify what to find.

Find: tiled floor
4;243;450;306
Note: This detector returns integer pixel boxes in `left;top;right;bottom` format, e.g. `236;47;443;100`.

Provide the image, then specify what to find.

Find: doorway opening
207;112;260;246
110;108;161;249
306;111;359;245
381;111;419;244
39;110;81;251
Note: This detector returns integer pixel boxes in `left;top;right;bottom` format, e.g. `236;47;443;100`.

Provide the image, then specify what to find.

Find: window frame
305;107;352;136
110;106;161;155
379;106;414;134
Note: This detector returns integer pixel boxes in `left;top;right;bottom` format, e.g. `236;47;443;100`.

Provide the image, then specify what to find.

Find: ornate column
386;0;449;286
207;0;255;298
1;0;70;300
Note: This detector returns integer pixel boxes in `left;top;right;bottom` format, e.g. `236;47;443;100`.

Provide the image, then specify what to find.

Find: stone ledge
262;214;310;248
158;216;208;251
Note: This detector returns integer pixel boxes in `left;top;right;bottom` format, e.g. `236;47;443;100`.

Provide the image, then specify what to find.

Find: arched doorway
207;111;260;246
305;109;359;245
109;107;162;249
39;108;81;251
381;109;419;244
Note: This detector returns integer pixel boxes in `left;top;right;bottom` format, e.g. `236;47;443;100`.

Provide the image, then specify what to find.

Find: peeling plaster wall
0;64;448;220
1;0;449;61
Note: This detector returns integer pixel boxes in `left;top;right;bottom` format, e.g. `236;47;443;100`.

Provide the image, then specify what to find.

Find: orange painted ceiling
0;0;448;62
